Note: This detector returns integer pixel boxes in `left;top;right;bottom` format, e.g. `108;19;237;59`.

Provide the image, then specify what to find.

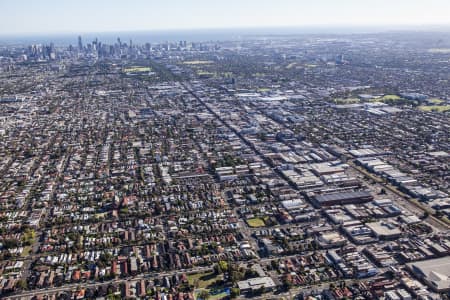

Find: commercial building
407;256;450;292
237;276;277;293
367;221;402;240
310;190;373;208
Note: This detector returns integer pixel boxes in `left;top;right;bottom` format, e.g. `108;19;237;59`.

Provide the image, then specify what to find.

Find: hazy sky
1;0;449;34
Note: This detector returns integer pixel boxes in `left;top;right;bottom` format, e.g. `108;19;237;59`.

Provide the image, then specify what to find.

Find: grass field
188;271;222;289
428;98;445;104
367;94;408;104
197;71;215;76
123;66;151;73
334;98;360;104
209;292;229;300
381;94;401;101
246;217;265;228
183;60;214;65
195;289;229;300
418;105;450;112
21;246;31;257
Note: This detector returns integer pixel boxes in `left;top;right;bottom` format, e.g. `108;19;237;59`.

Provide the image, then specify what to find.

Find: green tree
230;287;240;298
283;278;292;291
15;279;28;290
198;290;210;300
218;260;228;273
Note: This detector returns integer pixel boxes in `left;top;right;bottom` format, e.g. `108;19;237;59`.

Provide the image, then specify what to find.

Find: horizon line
1;23;450;37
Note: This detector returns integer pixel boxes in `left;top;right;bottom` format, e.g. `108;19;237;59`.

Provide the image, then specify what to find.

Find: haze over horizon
1;0;450;35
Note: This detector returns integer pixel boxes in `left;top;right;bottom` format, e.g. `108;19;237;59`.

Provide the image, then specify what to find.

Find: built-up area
0;32;449;299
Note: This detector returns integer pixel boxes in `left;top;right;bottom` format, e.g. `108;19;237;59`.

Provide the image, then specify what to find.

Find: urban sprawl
0;32;450;300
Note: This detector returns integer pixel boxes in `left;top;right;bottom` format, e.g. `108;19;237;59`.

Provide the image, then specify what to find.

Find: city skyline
1;0;450;35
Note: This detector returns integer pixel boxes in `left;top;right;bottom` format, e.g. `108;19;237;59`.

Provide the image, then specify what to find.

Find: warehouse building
407;256;450;292
309;190;373;208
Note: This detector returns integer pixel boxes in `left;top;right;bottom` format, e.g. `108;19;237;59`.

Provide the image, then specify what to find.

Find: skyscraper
78;36;83;51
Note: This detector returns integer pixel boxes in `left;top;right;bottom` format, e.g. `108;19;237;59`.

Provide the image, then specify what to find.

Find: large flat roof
366;221;401;238
314;190;372;203
237;276;276;290
407;256;450;291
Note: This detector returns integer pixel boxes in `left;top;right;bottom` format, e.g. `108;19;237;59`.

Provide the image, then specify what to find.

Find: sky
0;0;450;35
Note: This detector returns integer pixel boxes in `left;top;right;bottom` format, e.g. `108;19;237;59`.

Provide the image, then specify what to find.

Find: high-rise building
78;36;83;51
